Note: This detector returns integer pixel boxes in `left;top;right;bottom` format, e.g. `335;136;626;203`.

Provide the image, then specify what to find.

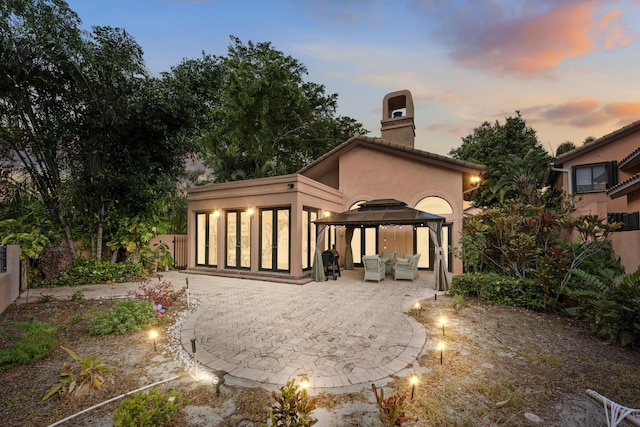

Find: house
186;90;485;283
550;120;640;273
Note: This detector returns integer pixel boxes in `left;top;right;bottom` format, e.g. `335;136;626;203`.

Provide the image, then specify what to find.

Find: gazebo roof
314;199;444;227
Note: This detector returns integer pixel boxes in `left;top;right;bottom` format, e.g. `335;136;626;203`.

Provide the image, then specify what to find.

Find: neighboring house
186;90;485;283
550;120;640;273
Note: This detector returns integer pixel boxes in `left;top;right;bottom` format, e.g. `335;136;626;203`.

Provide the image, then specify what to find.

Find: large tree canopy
0;0;204;259
449;112;552;207
202;36;367;182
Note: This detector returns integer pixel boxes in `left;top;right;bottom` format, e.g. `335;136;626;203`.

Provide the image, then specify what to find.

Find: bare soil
0;295;638;426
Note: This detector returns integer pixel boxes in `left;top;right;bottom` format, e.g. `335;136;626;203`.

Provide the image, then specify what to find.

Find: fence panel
173;235;187;269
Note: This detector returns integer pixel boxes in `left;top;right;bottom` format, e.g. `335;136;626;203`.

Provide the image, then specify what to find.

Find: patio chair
362;255;385;282
322;250;340;280
381;250;396;275
394;253;421;281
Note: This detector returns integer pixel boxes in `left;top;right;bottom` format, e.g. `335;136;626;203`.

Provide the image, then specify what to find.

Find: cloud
529;98;640;128
420;0;637;76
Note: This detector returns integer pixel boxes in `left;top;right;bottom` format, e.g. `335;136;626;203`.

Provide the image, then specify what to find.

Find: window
574;162;617;193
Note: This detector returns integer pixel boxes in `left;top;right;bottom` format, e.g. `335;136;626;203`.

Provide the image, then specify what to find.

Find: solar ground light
190;337;226;395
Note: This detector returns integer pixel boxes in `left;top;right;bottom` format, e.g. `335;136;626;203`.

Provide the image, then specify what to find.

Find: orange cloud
532;99;640;128
442;1;635;75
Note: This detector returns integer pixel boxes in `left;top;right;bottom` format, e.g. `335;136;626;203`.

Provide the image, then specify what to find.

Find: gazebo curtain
344;226;355;270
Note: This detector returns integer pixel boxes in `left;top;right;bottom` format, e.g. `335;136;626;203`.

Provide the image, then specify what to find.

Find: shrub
113;389;185;427
131;279;186;309
0;320;58;370
263;378;316;427
88;300;158;336
450;273;547;311
566;267;640;347
38;244;75;285
49;258;146;287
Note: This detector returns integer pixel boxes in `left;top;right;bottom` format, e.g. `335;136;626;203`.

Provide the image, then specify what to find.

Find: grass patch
0;320;58;370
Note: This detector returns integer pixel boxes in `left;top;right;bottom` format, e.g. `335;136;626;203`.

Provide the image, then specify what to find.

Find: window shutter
606;161;618;188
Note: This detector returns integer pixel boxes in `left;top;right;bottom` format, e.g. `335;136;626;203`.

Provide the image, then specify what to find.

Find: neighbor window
574;162;617;193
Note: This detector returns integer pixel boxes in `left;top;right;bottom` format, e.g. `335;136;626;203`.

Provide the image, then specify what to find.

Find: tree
449;112;551;207
555;141;576;156
0;0;86;253
202;36;367;182
1;1;207;261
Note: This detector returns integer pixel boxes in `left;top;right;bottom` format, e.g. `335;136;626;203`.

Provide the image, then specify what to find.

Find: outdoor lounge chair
381;250;396;275
322;250;340;280
362;255;385;282
394;253;421;281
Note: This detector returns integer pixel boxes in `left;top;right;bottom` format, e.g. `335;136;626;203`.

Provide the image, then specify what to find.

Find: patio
180;268;442;390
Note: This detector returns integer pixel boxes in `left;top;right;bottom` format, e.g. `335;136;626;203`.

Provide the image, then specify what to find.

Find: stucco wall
338;146;465;274
187;174;343;277
0;245;21;315
611;230;640;274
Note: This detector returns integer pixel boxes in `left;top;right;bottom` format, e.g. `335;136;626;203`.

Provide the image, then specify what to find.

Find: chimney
380;90;415;148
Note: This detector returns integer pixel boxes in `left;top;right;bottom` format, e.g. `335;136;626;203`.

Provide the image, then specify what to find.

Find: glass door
260;207;290;272
226;210;251;269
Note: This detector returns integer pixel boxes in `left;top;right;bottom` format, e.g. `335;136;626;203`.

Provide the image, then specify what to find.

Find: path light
409;374;419;401
437;341;445;365
438;316;447;336
300;377;310;390
413;302;421;313
149;329;158;352
191;338;199;377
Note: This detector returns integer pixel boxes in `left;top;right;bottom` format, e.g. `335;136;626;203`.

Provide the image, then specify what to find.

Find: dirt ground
0;294;639;427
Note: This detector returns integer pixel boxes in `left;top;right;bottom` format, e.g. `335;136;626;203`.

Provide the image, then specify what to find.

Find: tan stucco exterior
186;90;485;282
551;120;640;273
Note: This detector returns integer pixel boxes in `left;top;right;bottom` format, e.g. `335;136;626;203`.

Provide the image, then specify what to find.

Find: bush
0;320;59;370
566;267;640;347
38;244;75;285
113;389;185;427
49;258;146;287
88;300;158;336
450;273;547;311
131;279;186;309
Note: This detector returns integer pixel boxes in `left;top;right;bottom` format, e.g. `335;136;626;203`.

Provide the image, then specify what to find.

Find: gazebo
312;199;449;291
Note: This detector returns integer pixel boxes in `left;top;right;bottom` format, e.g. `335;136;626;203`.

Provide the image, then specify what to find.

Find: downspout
550;162;573;206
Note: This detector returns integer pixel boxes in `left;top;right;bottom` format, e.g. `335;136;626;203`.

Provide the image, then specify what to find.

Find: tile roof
298;134;486;175
554;119;640;165
606;172;640;199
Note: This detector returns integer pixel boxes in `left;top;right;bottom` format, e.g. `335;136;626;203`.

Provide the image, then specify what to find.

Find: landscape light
149;329;158;352
409;374;419;400
414;302;421;312
437;341;445;365
300;377;310;390
438;316;447;336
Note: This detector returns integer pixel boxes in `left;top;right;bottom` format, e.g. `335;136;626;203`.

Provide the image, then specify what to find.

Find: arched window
415;196;452;215
414;197;453;271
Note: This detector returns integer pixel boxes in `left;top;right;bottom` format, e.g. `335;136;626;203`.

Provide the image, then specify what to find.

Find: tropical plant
371;383;408;426
263;378;317;426
42;346;115;401
565;267;640;347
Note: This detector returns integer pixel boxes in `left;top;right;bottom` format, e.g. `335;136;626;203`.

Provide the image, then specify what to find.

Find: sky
65;0;640;157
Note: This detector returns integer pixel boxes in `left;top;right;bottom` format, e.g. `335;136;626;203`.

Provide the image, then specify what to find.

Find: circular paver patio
180;269;438;389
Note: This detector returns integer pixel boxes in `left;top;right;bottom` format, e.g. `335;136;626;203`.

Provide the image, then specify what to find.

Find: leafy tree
0;0;86;252
449;112;551;207
555;141;575;156
202;36;367;182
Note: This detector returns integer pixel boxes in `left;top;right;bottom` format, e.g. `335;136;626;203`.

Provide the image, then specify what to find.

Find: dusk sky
65;0;640;156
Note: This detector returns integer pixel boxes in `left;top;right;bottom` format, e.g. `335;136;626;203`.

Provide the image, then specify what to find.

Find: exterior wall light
247;208;254;216
213;210;220;218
